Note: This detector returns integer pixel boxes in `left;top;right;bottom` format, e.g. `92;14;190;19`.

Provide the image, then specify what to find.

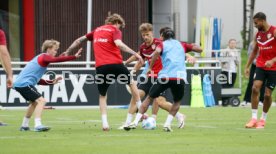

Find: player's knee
155;97;165;105
252;86;260;94
36;97;47;104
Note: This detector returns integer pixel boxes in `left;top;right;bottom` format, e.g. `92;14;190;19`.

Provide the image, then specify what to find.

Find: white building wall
153;0;276;48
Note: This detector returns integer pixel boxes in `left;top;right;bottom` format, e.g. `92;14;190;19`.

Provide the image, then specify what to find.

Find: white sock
252;109;258;119
101;114;109;128
164;114;174;127
34;118;42;128
136;100;142;109
261;112;267;121
133;112;143;125
22;117;30;127
151;114;157;120
125;113;133;125
175;112;181;119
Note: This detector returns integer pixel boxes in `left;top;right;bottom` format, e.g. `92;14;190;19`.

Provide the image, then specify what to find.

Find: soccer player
0;28;13;126
14;39;82;132
124;28;187;132
121;25;202;129
244;12;276;129
65;13;144;131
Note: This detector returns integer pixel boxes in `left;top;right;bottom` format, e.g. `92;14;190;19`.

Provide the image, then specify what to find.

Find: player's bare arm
244;37;258;77
191;44;203;53
147;47;161;74
125;51;140;65
64;36;87;55
0;45;13;88
114;39;144;65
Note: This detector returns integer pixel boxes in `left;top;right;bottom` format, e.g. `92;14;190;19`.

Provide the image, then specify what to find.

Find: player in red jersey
245;12;276;129
66;13;144;131
120;24;202;129
0;29;13;126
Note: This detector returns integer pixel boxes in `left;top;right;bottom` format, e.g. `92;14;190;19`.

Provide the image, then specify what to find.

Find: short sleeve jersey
256;26;276;70
139;38;163;77
0;29;7;45
86;25;123;67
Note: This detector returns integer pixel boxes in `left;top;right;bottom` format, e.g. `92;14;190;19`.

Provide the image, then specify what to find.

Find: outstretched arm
39;48;82;66
38;76;63;85
191;44;203;53
64;36;88;55
124;52;141;65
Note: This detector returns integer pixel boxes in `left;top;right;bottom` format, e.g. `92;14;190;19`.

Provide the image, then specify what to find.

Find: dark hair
253;12;266;21
162;29;175;40
159;27;171;35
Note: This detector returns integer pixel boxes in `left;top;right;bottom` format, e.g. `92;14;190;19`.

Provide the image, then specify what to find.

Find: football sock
252;109;258;120
125;113;133;124
134;113;143;125
261;112;267;121
164;114;174;127
175;112;181;119
102;114;109;128
22;117;30;127
151;114;157;120
34;118;42;128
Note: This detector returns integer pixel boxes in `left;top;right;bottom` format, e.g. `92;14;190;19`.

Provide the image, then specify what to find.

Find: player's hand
244;67;250;78
75;48;82;58
6;76;13;88
53;76;63;84
265;60;274;68
135;53;144;65
146;68;153;76
187;56;196;65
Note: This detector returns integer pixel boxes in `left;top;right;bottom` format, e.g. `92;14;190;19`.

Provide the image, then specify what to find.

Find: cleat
34;125;51;132
0;122;7;126
118;123;128;130
163;126;173;132
123;122;137;131
19;126;30;131
245;118;257;128
177;114;186;129
256;119;266;129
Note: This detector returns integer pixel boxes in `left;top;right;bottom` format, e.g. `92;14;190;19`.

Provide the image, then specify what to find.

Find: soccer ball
142;117;156;130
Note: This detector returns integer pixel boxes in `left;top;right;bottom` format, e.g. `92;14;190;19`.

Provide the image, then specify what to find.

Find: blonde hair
139;23;153;33
105;13;125;28
41;39;60;52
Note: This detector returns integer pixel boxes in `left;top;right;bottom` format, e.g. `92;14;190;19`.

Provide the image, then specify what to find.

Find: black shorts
96;64;131;96
14;85;42;102
254;67;276;90
149;79;185;102
137;76;166;97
